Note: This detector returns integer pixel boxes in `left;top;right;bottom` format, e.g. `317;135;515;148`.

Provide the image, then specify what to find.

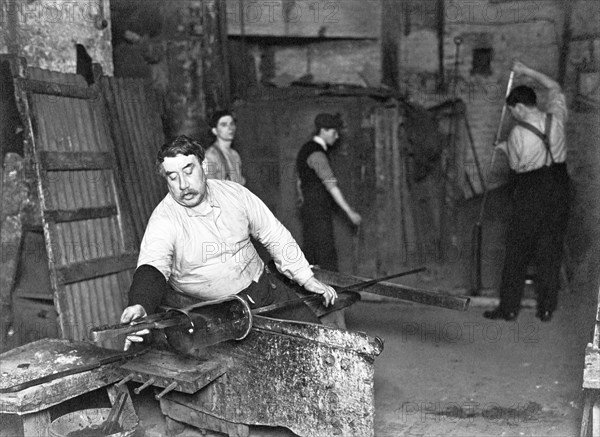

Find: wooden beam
39;151;115;171
558;0;574;86
570;32;600;42
16;78;99;100
45;206;118;223
314;268;470;311
56;253;138;285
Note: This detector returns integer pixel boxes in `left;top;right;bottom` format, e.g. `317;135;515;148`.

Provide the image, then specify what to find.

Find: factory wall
0;0;113;74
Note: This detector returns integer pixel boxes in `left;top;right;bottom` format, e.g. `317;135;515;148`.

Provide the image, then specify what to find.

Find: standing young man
484;60;571;322
205;109;246;185
296;113;362;272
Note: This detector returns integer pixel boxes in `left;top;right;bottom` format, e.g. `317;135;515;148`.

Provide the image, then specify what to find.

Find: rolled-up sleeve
241;188;313;285
547;88;567;124
307;151;338;191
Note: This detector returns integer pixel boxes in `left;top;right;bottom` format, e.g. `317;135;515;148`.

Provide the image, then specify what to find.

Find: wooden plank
314;268;470;311
119;349;229;394
583;345;600;389
0;364;123;415
44;206;118;223
0;339;133;414
373;107;388;275
55;253;138;285
38;151;114;171
16;77;99;100
0;339;132;393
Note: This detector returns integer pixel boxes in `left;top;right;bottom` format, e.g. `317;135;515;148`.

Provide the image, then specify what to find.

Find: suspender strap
516;113;555;164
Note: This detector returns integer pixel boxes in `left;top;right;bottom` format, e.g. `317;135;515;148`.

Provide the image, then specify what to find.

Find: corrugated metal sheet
100;77;167;246
11;61;137;346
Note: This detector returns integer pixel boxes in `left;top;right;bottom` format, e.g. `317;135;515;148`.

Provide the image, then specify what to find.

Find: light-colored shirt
307;136;338;191
205;144;246;185
497;88;568;173
138;180;313;300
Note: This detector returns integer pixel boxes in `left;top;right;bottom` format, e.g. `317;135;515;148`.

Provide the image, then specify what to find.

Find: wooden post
202;0;231;114
0;153;28;351
558;0;573;87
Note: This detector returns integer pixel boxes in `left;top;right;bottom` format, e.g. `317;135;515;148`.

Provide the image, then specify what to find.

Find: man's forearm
128;264;169;314
519;63;560;91
329;185;354;215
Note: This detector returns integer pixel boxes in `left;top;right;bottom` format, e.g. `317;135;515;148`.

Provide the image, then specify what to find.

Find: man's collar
312;136;327;151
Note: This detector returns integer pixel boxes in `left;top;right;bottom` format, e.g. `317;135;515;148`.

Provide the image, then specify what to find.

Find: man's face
320;128;339;146
162;154;207;208
212;115;236;142
508;104;524;122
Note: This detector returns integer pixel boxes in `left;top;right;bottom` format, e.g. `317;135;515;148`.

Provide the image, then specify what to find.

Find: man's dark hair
313;112;343;136
506;85;537;108
209;109;235;129
156;135;206;176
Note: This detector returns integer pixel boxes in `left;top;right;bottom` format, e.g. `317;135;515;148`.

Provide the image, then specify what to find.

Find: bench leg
22;409;50;437
106;383;136;423
581;390;600;437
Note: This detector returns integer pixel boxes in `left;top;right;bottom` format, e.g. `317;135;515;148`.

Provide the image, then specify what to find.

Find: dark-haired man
296;113;362;272
120;136;337;349
484;60;570;322
204;109;246;185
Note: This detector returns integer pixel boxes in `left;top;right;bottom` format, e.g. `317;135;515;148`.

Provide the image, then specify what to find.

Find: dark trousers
499;166;570;313
239;266;321;324
165;267;321;324
300;206;338;271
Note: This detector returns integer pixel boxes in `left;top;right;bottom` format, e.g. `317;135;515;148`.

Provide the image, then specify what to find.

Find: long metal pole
253;267;427;315
471;69;515;296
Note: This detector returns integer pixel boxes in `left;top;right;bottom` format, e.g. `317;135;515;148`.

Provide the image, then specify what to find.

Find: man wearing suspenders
484;60;571;322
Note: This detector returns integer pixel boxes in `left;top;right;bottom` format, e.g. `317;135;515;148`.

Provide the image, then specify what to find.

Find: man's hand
120;304;150;351
511;59;528;76
303;276;338;307
347;209;362;226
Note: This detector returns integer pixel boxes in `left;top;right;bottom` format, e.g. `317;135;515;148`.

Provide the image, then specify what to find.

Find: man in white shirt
484;60;571;322
120;136;337;349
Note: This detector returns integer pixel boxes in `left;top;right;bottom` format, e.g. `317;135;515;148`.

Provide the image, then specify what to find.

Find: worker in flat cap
295;113;362;328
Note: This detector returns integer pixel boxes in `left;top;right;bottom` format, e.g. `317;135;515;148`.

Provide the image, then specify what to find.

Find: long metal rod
253;267;427;315
477;69;515;226
471;69;516;296
463;116;486;192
